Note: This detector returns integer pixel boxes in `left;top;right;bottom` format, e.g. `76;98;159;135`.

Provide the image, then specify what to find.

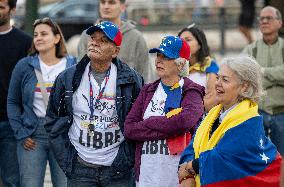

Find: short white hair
174;58;189;77
220;56;264;102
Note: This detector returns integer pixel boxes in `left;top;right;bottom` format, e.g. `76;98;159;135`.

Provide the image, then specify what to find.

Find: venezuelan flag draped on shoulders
188;57;219;74
180;99;282;187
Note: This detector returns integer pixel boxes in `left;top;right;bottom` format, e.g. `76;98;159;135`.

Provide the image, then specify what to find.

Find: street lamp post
24;0;39;35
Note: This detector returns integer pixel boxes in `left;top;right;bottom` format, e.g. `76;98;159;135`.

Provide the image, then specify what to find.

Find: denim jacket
44;55;144;176
7;54;76;140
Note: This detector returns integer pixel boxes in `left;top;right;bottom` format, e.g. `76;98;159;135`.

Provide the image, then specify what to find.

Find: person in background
7;17;76;187
45;21;143;187
178;56;282;187
78;0;151;82
242;6;284;156
0;0;32;186
124;35;205;187
178;26;219;112
265;0;284;37
238;0;256;44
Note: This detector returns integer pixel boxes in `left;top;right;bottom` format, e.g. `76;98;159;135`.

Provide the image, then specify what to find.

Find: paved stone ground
44;164;52;187
143;29;260;52
66;28;260;57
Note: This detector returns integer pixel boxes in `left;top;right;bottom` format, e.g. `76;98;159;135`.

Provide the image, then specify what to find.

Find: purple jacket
124;77;205;180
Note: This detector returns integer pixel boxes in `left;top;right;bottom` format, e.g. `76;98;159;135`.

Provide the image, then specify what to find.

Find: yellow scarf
193;99;258;187
189;57;212;73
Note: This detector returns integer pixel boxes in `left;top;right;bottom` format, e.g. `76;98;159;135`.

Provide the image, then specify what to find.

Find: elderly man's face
155;53;180;80
215;65;246;111
259;7;282;36
87;30;118;63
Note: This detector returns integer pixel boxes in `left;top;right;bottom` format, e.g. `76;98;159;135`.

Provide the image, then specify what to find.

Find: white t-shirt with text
69;63;124;166
137;79;184;187
33;57;67;117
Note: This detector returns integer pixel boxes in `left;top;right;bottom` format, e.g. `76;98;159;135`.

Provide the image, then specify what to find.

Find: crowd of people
0;0;283;187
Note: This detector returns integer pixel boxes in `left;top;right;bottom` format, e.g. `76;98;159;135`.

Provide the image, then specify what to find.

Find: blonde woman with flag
178;56;282;187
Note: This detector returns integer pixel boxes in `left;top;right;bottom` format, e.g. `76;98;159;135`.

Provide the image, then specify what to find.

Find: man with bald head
243;6;284;156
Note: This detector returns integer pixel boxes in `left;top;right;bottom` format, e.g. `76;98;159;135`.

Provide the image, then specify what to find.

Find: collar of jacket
73;55;137;91
28;55;41;70
146;77;203;94
28;54;75;71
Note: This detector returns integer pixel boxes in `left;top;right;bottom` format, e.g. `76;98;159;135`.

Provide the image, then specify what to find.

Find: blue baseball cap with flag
149;36;190;60
86;21;123;46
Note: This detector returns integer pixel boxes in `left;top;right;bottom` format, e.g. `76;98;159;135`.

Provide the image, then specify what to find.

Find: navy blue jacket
7;54;76;140
44;55;144;176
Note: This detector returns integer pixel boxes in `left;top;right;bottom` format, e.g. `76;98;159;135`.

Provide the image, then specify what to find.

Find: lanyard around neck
88;65;111;122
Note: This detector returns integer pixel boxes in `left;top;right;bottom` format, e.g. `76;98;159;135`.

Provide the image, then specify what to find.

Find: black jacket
45;55;144;176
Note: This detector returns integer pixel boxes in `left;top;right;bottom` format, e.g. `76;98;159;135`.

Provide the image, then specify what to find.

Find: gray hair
262;6;282;20
276;9;282;20
174;58;189;77
220;56;264;102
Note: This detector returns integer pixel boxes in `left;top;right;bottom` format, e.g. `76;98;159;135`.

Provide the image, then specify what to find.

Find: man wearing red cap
45;21;143;186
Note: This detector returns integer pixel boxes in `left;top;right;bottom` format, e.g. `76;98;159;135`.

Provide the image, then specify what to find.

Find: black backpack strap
252;41;258;59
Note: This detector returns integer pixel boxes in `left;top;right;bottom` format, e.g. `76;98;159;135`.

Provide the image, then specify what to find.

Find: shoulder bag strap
34;68;49;109
252;41;258;59
282;41;284;63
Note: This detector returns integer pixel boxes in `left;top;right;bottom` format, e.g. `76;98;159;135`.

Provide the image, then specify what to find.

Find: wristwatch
185;167;195;176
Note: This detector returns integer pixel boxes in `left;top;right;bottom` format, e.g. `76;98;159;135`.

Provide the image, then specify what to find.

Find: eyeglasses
33;17;59;32
258;16;280;22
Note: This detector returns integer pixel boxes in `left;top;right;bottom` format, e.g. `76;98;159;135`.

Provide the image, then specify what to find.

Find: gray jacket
78;20;151;82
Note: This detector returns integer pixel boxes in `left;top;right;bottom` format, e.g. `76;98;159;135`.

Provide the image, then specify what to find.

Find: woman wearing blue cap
124;36;205;186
